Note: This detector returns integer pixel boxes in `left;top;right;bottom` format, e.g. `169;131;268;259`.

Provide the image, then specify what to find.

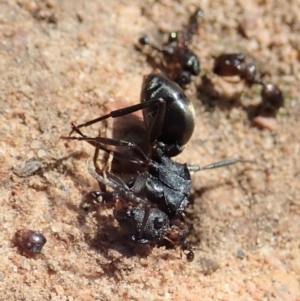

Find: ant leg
88;152;125;203
84;190;117;208
165;222;194;261
139;34;163;52
139;34;174;57
69;97;166;134
87;161;149;207
188;9;204;35
181;8;203;44
89;191;112;200
93;144;107;192
62;123;149;164
63;97;167;161
62;133;147;165
136;204;151;241
124;171;154;240
187;158;256;172
95;148;115;192
181;240;195;262
60;125;143;165
87;162;152;240
178;213;194;261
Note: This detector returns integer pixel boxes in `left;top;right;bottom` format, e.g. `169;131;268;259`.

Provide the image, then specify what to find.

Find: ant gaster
62;73;243;260
138;8;203;87
213;53;284;114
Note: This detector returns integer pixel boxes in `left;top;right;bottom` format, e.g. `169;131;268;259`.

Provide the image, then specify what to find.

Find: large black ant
213;53;284;115
138;8;203;88
62;73;245;261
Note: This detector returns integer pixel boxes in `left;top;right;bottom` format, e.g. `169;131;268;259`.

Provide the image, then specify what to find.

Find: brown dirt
0;0;299;300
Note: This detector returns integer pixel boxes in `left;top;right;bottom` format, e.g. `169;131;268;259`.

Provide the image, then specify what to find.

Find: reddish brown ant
213;53;284;115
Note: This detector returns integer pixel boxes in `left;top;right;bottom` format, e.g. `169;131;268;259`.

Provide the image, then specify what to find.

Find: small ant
62;74;246;260
138;8;203;87
213;53;284;115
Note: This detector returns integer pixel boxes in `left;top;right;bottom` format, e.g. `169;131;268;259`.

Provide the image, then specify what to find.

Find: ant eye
154;217;165;229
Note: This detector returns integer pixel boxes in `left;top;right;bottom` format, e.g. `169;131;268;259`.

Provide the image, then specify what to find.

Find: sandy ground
0;0;300;300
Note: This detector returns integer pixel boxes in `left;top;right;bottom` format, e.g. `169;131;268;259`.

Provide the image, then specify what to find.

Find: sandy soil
0;0;299;300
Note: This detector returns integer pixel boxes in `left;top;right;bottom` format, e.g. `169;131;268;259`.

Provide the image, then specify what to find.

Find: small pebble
30;140;42;149
13;158;44;178
252;115;277;131
37;149;47;158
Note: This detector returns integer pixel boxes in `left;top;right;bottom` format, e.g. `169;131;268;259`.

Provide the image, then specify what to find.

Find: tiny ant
138;8;203;87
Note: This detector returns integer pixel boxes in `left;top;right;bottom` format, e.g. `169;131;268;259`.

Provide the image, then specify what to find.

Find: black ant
62;73;246;261
213;53;284;115
138;8;203;88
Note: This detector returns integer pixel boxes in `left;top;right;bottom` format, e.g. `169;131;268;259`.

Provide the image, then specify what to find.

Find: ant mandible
62;73;245;260
213;53;284;115
138;8;203;88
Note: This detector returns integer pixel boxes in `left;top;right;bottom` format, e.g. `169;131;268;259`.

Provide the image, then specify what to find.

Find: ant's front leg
61;124;150;166
87;161;149;207
69;97;164;134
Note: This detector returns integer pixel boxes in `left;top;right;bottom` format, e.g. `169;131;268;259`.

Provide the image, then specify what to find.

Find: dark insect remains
61;73;243;261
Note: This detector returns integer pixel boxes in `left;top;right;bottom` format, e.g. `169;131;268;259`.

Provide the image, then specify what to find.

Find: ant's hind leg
62;129;149;164
87;161;149;207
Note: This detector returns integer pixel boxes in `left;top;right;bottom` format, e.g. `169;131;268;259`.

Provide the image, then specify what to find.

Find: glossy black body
141;74;195;156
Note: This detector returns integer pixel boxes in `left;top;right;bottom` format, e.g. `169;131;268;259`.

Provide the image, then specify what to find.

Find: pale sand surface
0;1;299;300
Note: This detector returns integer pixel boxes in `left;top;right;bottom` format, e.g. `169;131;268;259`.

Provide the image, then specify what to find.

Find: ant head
154;141;185;158
114;207;169;244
